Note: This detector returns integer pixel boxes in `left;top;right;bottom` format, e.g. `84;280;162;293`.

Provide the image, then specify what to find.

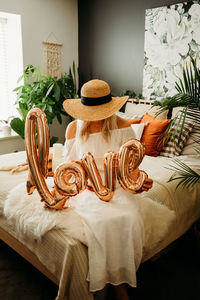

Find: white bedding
1;150;200;257
3;172;176;292
1;150;200;299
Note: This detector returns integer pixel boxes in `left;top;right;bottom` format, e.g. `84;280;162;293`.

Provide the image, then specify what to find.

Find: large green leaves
11;63;79;141
10;118;25;139
155;56;200;143
155;56;200;190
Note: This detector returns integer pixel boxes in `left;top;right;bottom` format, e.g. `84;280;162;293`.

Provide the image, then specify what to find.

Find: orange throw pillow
126;118;141;124
141;113;171;157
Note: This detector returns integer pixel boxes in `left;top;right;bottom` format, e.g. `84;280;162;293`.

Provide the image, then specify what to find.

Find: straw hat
63;79;129;121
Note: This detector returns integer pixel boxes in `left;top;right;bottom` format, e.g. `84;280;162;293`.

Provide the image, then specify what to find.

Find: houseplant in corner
120;89;144;101
10;63;79;145
155;56;200;242
155;56;200;188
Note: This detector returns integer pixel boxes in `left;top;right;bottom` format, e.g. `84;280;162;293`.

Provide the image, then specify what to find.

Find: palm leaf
175;57;200;105
166;159;200;189
182;66;190;94
156;56;200;147
156;56;200;190
175;81;182;93
179;78;185;93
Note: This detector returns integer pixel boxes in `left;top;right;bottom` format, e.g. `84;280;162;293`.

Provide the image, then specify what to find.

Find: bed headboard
127;98;154;105
121;98;172;119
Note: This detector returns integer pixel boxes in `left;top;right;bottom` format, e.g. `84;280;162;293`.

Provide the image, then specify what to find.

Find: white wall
0;0;78;153
0;0;78;75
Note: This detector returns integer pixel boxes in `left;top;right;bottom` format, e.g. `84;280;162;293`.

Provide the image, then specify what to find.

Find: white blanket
3;179;176;247
3;178;86;243
3;176;175;291
3;151;200;292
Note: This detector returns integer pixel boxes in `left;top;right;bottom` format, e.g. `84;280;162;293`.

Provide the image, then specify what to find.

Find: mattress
0;151;200;299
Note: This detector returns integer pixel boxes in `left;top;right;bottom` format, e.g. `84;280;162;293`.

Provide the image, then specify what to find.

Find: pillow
171;106;185;119
181;109;200;155
131;123;145;141
127;118;141;124
116;111;143;120
140;113;171;157
181;128;200;155
160;120;194;158
125;102;168;120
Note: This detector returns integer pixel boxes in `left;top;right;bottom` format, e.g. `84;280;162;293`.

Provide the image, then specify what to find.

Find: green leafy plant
156;56;200;188
155;56;200;140
10;63;79;144
120;89;144;100
166;159;200;189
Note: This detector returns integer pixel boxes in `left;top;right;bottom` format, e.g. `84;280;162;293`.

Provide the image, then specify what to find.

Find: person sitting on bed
63;79;153;300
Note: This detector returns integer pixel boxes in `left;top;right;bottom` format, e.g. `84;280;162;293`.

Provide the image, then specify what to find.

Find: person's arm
65;120;77;140
63;120;78;163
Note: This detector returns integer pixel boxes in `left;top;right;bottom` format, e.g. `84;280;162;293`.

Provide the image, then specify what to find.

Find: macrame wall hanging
43;32;63;78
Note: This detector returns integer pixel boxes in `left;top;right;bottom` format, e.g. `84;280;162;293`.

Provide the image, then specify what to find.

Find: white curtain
0;12;23;122
0;17;9;121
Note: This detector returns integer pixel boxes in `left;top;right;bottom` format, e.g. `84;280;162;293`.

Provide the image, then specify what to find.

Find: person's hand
128;167;153;193
136;177;153;193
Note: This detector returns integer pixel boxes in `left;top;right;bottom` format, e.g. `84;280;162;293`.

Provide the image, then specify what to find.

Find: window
0;11;23;121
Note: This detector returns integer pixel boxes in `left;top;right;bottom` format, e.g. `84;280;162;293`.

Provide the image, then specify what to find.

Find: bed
0;99;200;300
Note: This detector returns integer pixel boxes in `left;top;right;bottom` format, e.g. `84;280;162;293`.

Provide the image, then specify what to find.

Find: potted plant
10;63;79;145
120;89;144;101
0;116;14;137
155;56;200;188
155;56;200;243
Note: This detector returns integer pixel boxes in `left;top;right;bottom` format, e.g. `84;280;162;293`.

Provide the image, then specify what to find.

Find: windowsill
0;133;20;141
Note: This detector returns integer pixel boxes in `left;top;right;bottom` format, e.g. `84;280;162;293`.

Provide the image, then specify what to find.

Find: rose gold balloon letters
25;108;147;209
117;139;148;193
82;151;118;202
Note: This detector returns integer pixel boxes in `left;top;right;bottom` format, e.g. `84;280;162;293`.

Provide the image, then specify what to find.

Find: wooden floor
0;227;200;300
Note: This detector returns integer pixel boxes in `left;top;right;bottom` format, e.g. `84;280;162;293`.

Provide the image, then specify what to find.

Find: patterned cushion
159;120;194;157
181;109;200;155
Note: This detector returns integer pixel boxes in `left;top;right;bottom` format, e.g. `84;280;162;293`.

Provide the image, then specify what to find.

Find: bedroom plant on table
10;63;79;146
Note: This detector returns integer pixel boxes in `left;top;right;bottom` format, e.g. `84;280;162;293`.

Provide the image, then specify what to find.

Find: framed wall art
142;1;200;100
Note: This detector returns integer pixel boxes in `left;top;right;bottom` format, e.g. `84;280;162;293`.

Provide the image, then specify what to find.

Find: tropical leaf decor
155;56;200;188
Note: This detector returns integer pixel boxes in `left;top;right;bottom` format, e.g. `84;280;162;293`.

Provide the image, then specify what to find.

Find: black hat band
81;93;112;106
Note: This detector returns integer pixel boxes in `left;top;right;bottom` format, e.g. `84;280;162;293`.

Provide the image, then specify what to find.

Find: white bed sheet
0;150;200;298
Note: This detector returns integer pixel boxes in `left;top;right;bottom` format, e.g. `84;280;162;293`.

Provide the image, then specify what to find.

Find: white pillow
175;109;200;156
181;128;200;155
125;102;168;120
131;123;145;141
171;106;184;119
116;111;143;120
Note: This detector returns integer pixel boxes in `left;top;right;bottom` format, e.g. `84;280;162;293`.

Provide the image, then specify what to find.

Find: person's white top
63;122;175;292
64;123;135;175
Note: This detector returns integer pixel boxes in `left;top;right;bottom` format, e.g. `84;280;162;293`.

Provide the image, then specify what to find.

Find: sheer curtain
0;12;23;121
0;17;9;121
